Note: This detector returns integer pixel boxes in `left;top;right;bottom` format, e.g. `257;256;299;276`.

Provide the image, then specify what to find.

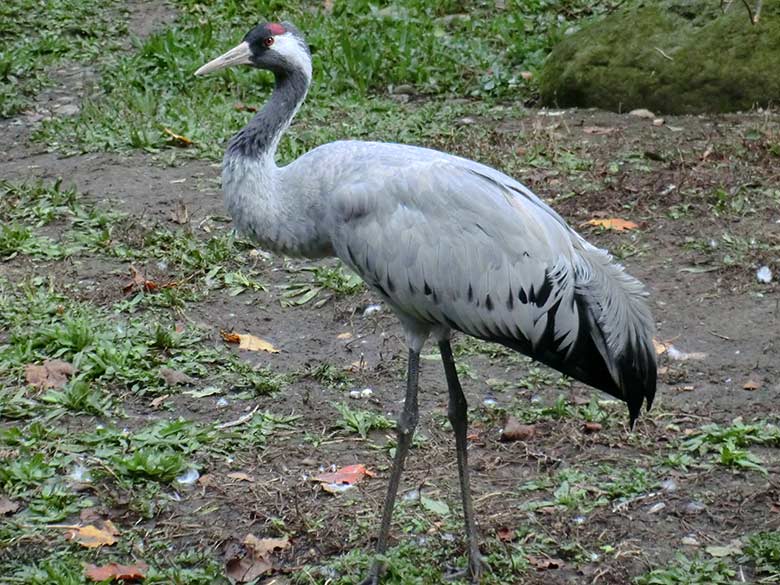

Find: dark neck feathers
227;68;309;160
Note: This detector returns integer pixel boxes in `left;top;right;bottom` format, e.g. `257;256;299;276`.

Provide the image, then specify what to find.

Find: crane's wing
328;145;656;421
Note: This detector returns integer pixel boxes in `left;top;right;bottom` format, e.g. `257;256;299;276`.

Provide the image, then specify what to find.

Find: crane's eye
263;37;274;47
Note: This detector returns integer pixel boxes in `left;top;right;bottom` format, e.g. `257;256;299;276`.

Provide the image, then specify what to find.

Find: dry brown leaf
528;555;565;571
0;496;19;516
123;266;158;294
243;534;290;557
224;535;291;583
585;218;639;232
583;422;603;434
500;417;536;442
227;472;255;483
64;521;119;548
496;526;515;542
653;338;670;355
25;359;75;389
163;127;193;147
171;199;189;224
149;395;169;408
221;331;280;353
85;561;148;582
743;379;761;391
312;464;375;486
233;102;258;113
159;367;194;386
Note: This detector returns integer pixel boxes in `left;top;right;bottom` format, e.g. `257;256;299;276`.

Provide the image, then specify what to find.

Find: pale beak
195;41;252;76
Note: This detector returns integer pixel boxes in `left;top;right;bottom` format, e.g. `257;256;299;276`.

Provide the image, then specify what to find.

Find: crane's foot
444;552;485;584
358;561;383;585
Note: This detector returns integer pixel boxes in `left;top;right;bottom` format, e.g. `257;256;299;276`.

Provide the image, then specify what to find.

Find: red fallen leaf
312;464;375;486
85;561;148;582
500;417;536;442
496;526;515;542
123;266;158;294
527;554;565;570
583;422;603;434
25;359;75;389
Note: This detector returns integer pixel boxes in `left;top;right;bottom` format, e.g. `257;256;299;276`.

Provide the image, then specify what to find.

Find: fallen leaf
244;534;290;557
233;102;258;113
123;266;158;294
500;417;535;442
25;359;75;389
227;472;255;483
85;561;148;582
149;395;169;408
322;0;334;13
585;218;639;231
666;346;707;361
527;555;565;570
0;497;19;515
336;332;352;340
653;338;670;355
420;495;450;516
224;535;290;583
198;474;217;488
743;379;761;391
64;521;120;548
159;367;194;386
163;127;193;147
221;331;280;353
183;386;222;398
496;526;515;542
312;464;374;487
583;422;603;434
170;199;189;224
583;126;616;135
520;70;533;81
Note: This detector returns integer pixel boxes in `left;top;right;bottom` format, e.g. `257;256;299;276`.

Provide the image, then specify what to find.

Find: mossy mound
539;0;780;114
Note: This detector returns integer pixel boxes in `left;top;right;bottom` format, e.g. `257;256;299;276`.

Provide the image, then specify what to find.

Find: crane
196;21;657;584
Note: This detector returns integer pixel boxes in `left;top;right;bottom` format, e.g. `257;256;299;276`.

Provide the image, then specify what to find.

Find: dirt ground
2;4;779;584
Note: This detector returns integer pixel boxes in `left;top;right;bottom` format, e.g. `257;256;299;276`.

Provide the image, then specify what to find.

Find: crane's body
197;22;657;584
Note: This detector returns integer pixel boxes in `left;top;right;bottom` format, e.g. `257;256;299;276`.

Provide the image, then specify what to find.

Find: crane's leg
439;340;483;583
361;348;420;585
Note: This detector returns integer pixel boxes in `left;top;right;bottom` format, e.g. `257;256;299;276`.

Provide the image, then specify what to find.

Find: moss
540;0;780;114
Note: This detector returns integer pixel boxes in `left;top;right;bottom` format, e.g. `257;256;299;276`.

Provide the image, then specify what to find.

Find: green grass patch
34;0;611;159
0;0;126;117
634;554;736;585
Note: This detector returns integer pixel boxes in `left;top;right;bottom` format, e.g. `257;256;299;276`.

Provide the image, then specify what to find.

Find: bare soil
1;5;779;584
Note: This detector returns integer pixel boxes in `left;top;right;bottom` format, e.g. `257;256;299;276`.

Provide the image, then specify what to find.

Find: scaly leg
439;340;484;583
360;349;420;585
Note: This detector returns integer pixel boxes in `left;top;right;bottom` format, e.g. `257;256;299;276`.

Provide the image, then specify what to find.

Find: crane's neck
223;63;331;258
227;66;310;163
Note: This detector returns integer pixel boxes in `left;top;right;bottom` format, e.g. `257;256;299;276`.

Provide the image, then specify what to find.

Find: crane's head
195;22;311;79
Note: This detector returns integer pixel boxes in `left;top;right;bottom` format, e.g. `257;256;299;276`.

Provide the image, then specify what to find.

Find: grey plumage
197;21;657;584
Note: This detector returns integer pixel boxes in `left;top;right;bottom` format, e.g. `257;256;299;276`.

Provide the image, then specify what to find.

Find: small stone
683;500;706;515
53;103;80;116
660;479;678;492
647;502;666;514
682;535;701;546
652;118;665;126
756;266;773;284
629;108;655;119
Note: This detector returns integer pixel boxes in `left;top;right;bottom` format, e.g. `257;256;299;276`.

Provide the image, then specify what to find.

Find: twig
741;0;755;24
216;404;260;429
654;47;674;62
708;330;732;341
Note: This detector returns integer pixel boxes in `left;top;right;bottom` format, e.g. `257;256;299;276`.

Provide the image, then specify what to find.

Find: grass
634;554;737;585
32;0;614;160
0;0;126;117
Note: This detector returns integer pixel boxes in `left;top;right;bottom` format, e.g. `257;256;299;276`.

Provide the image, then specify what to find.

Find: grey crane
196;21;657;584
